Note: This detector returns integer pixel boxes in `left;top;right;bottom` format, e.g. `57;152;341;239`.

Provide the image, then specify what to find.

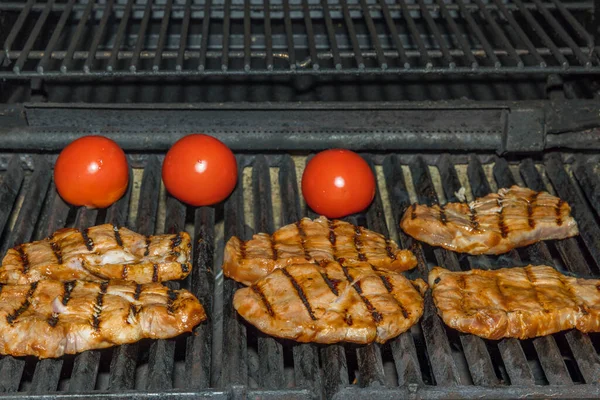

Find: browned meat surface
429;265;600;340
234;260;426;344
224;216;417;286
400;186;578;255
0;279;205;358
1;224;192;284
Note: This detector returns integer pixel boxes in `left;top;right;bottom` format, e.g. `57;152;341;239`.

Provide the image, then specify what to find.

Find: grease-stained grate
0;0;598;79
0;152;600;399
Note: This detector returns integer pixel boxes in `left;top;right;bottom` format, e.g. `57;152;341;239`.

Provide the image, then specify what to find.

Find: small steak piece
234;260;426;344
1;224;193;284
429;265;600;340
0;279;205;358
224;216;417;286
400;185;578;255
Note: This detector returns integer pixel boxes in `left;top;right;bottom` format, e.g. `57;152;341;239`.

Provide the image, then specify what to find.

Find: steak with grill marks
224;216;417;286
1;224;192;284
400;186;578;255
0;279;205;358
234;260;427;344
429;265;600;340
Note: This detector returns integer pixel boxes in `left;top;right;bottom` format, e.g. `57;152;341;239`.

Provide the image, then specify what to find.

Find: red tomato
301;149;376;218
54;136;129;209
162;134;238;206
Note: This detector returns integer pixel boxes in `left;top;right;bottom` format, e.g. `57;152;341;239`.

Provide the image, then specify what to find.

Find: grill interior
1;151;600;398
1;0;599;102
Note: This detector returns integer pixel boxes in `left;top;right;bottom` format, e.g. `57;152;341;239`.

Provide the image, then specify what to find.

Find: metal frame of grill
0;0;599;78
0;149;600;399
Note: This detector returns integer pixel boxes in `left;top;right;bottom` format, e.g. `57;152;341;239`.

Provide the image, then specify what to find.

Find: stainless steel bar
550;0;594;47
37;0;75;73
244;0;251;71
60;0;95;73
222;0;232;70
129;0;154;72
153;0;174;71
13;0;55;73
106;0;134;72
341;0;365;69
455;0;500;67
359;0;386;68
176;0;192;71
83;0;114;73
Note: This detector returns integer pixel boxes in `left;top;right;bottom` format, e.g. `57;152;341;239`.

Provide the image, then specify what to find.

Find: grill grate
0;151;600;398
0;0;598;78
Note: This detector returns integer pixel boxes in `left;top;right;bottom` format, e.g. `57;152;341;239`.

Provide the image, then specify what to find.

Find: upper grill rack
0;0;598;78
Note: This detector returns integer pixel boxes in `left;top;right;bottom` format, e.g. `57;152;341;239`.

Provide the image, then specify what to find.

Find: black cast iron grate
0;0;598;78
0;151;599;399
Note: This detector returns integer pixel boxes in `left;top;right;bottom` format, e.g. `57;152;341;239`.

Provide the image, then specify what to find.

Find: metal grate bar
146;197;187;390
321;0;342;69
492;0;546;67
0;155;51;392
130;0;154;72
60;0;94;73
176;0;192;71
278;156;322;395
531;0;591;67
83;0;114;73
37;0;75;73
108;156;161;390
221;158;248;386
198;0;211;71
512;0;568;67
377;0;409;68
14;0;54;74
0;0;35;67
573;160;600;222
244;0;252;70
153;0;174;71
518;159;592;277
321;345;349;399
107;0;134;72
435;0;478;68
544;155;600;269
416;0;454;68
302;0;319;69
455;0;500;67
264;0;274;70
358;0;386;68
341;0;365;69
474;0;523;67
0;157;24;238
413;156;499;386
221;0;232;70
397;0;432;68
252;156;286;389
185;206;215;388
550;0;594;47
282;0;296;69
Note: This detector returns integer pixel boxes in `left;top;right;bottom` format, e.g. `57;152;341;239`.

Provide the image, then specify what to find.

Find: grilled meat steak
234;260;426;344
0;279;205;358
429;265;600;340
224;216;417;286
401;186;578;255
1;224;192;284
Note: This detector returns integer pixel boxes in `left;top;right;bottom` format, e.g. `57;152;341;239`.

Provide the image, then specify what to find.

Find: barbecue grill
1;0;600;398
